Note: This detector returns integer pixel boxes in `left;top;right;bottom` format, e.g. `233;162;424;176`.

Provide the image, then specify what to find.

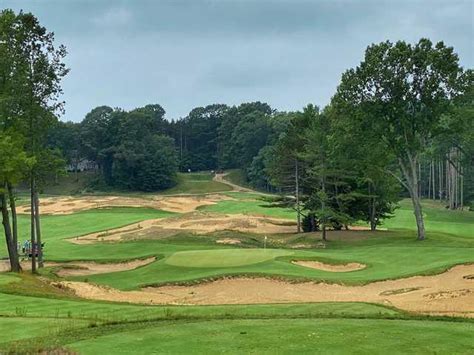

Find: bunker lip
58;263;474;318
54;257;156;277
0;257;156;276
291;260;366;272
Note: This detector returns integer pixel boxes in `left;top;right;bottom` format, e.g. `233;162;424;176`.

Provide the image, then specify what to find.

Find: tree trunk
321;170;327;241
34;190;43;268
411;194;426;241
30;176;37;273
7;182;19;254
295;159;301;233
322;225;327;241
368;182;377;231
460;165;464;210
432;161;436;200
370;195;377;231
399;155;426;241
438;160;442;200
428;161;432;200
75;161;79;182
1;191;21;272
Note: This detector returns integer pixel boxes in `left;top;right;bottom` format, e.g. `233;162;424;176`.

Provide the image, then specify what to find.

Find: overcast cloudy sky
2;0;473;121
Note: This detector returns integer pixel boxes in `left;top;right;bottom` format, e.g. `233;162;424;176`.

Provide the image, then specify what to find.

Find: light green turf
160;172;232;195
383;199;474;238
165;249;293;267
201;198;296;219
68;318;474;354
1;207;174;261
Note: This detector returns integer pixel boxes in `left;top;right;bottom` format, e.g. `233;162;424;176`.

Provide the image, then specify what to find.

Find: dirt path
0;257;155;276
16;194;232;215
59;264;474;318
213;173;254;192
69;212;296;244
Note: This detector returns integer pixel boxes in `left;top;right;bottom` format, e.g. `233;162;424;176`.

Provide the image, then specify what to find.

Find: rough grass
224;169;249;188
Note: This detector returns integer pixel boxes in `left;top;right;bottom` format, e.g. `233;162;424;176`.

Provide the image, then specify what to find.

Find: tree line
1;9;472;273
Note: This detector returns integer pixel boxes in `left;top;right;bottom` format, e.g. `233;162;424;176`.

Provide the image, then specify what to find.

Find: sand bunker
0;257;155;276
17;194;232;215
154;213;295;234
54;257;156;277
69;212;296;244
59;264;474;318
292;260;366;272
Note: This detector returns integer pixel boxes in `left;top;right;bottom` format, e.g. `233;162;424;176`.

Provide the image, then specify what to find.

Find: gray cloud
2;0;473;121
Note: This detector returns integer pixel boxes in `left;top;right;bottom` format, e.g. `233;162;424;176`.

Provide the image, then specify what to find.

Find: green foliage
333;39;472;239
78;105;178;192
177;104;227;171
113;134;177;191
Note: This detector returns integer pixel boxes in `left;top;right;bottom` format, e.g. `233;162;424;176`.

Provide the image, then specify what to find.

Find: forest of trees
1;9;473;272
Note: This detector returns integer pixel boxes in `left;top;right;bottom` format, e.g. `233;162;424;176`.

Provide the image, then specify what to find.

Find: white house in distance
66;159;97;172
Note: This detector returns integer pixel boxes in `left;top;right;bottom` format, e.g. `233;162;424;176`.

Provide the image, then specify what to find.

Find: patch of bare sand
59;264;474;317
292;260;366;272
16;194;232;215
55;257;156;277
69;212;296;244
156;213;296;234
216;238;241;245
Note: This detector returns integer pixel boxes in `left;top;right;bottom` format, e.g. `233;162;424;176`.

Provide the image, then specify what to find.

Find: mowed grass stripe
67;318;474;355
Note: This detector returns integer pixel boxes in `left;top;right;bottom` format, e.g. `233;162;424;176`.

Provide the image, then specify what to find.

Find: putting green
165;249;293;268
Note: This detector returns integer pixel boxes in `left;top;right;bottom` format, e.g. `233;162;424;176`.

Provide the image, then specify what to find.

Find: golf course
1;4;473;354
0;172;473;354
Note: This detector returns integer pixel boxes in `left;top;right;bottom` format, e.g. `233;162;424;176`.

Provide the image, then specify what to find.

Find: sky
2;0;473;122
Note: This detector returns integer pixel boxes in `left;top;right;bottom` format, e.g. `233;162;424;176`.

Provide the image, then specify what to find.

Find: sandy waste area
58;264;474;318
17;194;232;215
68;212;296;244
